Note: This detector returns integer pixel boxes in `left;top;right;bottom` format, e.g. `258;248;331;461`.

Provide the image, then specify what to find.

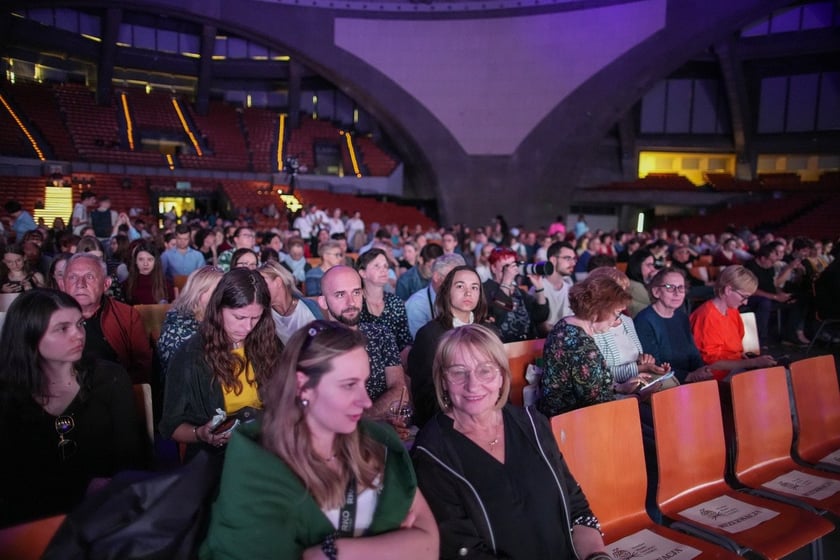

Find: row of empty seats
555;355;840;559
0;80;400;177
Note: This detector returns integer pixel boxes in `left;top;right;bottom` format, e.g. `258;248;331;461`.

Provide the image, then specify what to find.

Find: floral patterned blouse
360;292;413;352
157;308;200;376
537;319;614;417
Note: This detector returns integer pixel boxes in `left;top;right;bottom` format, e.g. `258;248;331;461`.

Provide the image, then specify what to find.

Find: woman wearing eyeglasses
538;274;648;417
201;320;438;560
411;324;609;560
688;265;777;381
0;289;145;527
586;267;670;385
634;268;714;384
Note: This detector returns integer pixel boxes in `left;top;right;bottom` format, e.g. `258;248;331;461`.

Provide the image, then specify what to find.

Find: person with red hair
483;247;549;342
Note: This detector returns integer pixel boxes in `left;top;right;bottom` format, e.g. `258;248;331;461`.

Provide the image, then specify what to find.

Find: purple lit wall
335;0;666;155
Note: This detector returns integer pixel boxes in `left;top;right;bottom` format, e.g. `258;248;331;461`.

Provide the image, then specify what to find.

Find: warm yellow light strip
35;186;73;225
120;92;134;150
172;98;202;156
165;153;175;170
0;93;46;160
344;131;362;178
277;113;286;172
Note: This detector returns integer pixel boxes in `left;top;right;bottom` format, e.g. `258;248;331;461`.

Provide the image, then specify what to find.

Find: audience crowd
1;192;838;559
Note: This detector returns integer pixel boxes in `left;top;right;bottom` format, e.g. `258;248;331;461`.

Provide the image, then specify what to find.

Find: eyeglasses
732;289;752;304
55;415;77;461
443;363;501;385
659;284;686;294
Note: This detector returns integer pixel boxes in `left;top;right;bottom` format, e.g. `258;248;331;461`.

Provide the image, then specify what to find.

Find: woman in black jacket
411;325;609;560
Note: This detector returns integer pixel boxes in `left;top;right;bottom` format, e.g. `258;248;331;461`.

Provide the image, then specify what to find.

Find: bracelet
534;288;545;293
572;514;603;534
321;532;338;560
193;425;202;443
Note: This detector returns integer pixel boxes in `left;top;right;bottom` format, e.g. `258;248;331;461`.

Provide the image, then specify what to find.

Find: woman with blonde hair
201;320;438;559
157;265;223;374
258;260;323;343
412;324;608;560
689;265;777;380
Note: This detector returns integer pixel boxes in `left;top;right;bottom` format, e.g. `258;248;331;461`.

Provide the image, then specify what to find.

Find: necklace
276;298;297;316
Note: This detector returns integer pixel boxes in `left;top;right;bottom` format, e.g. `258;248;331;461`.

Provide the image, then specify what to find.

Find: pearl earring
300;398;309;408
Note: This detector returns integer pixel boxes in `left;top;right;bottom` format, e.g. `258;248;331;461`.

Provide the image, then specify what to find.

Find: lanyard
427;285;435;319
337;476;358;537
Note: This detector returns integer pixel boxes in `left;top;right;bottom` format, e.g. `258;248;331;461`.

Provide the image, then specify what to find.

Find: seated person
122;241;174;305
358;249;413;358
745;241;807;346
483;247;549;342
318;266;409;434
396;243;443;301
304;240;345;297
408;266;495;428
62;253;152;384
0;289;145;527
258;260;323;344
411;324;609;560
538;274;649;417
159;269;282;461
158;265;224;374
689;265;777;381
280;237;310;286
1;244;44;293
625;249;657;318
406;253;465;338
200;321;438;559
634;268;714;383
587;267;670;383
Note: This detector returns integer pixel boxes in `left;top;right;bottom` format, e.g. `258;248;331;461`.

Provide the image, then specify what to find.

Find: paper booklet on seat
678;495;779;534
819;449;840;466
607;529;700;560
761;470;840;501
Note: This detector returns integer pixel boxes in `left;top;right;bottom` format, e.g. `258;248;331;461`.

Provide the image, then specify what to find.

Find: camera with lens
517;261;554;277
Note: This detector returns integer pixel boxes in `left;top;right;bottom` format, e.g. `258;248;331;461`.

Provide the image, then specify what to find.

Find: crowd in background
1;192;839;558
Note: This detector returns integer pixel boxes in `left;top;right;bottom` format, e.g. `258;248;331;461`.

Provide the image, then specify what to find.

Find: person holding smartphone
160;268;282;460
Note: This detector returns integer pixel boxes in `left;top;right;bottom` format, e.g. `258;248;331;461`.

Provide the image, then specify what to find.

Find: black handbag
42;450;223;560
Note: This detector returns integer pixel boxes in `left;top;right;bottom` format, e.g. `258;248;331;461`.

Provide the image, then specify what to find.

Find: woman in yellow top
160;268;282;460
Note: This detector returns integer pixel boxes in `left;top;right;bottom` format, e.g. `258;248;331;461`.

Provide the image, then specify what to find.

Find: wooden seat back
551;399;649;540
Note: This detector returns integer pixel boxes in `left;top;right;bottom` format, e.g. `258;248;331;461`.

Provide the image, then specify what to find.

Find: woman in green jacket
200;320;439;560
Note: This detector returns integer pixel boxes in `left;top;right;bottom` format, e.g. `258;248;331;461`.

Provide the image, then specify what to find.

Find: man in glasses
539;241;577;333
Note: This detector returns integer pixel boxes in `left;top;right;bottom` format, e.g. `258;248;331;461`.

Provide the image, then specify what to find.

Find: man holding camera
484;247;550;342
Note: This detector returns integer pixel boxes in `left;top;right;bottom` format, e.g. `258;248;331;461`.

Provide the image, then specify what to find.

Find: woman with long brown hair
159;268;281;459
201;320;438;559
122;240;173;304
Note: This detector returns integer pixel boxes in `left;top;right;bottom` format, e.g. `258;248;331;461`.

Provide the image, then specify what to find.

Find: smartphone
211;417;238;435
638;371;677;395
